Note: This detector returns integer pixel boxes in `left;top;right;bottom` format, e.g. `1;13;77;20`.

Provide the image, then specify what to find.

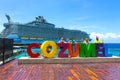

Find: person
94;36;101;43
58;37;66;50
69;37;77;44
58;37;66;43
83;38;89;44
69;37;77;52
58;37;67;56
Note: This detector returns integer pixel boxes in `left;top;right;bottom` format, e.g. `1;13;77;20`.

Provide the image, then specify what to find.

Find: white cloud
69;25;120;43
90;32;120;43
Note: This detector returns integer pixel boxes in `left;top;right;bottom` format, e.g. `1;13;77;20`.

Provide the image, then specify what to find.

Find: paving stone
0;59;120;80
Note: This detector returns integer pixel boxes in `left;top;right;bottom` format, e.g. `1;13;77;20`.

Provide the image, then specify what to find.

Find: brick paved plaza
0;59;120;80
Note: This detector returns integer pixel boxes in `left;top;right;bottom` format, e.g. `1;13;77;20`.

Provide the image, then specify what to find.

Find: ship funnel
5;14;11;23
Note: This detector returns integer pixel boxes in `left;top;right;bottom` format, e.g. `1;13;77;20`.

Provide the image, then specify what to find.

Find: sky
0;0;120;43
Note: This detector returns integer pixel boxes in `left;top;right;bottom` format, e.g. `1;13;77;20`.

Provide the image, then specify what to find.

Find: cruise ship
1;15;90;44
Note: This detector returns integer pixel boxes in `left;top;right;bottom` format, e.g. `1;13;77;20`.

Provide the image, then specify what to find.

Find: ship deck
0;59;120;80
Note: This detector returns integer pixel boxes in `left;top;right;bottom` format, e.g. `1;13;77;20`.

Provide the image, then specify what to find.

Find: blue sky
0;0;120;42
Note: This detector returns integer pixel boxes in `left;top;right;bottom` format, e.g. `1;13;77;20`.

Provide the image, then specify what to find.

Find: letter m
79;43;96;57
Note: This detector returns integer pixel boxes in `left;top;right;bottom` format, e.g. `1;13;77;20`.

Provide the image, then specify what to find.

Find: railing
0;38;13;64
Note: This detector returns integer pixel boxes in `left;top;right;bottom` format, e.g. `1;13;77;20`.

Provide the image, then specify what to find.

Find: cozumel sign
27;41;112;58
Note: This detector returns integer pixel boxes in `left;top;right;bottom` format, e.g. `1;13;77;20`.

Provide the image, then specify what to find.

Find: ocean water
13;43;120;58
108;48;120;56
105;43;120;57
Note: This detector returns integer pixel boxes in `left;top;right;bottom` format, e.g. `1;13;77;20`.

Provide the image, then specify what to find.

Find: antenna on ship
5;14;11;24
35;16;48;23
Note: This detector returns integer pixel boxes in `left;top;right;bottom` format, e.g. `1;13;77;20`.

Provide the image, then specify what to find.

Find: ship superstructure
1;15;90;44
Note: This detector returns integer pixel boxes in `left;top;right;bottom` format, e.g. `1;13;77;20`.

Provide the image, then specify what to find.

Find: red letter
27;43;40;58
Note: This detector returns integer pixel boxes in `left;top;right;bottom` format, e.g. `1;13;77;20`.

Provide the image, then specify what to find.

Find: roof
6;34;21;42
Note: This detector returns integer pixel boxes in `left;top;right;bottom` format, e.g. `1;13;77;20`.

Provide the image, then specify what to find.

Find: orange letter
68;43;79;57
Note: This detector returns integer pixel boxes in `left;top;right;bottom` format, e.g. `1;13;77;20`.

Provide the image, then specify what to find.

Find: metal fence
0;38;13;64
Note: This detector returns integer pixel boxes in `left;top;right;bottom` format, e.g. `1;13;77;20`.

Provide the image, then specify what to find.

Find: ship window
30;37;36;39
38;38;43;40
21;36;28;39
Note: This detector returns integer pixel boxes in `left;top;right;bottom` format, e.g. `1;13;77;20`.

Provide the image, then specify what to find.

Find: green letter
79;43;96;57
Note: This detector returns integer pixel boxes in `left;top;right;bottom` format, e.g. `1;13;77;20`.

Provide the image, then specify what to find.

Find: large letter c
27;43;40;58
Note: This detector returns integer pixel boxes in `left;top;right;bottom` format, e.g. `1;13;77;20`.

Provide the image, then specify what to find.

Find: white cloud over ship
70;25;120;43
90;32;120;43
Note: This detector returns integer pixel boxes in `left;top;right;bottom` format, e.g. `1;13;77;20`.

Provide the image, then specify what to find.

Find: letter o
41;41;57;58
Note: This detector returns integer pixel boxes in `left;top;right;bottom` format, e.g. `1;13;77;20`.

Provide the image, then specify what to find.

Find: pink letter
58;43;68;58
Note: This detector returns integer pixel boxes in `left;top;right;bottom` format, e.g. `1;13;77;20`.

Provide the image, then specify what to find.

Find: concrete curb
18;57;120;64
